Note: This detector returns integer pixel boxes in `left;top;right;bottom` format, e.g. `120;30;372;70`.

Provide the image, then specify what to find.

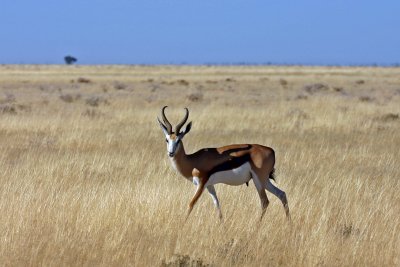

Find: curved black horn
175;107;189;134
161;106;172;134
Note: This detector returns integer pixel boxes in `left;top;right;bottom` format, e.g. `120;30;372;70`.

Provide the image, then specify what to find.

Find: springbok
157;106;290;220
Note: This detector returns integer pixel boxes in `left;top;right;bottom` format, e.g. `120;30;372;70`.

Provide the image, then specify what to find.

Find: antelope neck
170;142;194;179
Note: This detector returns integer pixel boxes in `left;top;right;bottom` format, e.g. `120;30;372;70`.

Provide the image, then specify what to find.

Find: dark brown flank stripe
189;145;253;178
207;153;251;177
191;145;253;182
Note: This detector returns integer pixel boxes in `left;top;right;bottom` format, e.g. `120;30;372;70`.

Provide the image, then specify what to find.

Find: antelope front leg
207;185;223;220
186;176;206;221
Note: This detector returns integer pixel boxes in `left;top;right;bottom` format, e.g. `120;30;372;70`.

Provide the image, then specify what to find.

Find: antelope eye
165;139;168;143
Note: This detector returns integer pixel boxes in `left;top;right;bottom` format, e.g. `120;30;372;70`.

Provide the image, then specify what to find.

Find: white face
158;116;191;158
165;134;182;157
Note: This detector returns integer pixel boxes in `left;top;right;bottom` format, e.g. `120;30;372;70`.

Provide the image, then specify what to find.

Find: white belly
206;162;252;186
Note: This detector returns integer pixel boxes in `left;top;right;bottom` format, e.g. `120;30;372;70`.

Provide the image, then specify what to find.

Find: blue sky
0;1;399;65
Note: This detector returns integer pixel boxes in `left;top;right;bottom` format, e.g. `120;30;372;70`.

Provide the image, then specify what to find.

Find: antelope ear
182;121;192;135
157;117;168;135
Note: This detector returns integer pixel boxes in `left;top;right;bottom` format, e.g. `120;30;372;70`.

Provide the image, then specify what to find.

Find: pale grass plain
0;65;399;266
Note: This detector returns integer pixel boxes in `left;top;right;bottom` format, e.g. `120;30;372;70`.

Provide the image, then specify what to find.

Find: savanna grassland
0;65;399;266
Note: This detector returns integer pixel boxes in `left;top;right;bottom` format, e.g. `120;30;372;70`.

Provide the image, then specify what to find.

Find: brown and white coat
157;106;290;220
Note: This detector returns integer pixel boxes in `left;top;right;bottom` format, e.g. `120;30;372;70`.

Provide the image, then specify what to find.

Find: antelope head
157;106;192;157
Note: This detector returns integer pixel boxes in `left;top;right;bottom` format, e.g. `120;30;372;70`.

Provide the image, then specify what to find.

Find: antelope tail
269;168;276;181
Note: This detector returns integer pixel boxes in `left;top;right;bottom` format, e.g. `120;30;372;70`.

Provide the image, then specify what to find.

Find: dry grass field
0;65;399;266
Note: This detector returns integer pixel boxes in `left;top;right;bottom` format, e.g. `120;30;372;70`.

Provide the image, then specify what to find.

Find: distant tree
64;55;77;65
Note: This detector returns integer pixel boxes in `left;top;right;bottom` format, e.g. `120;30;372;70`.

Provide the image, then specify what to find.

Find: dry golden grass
0;65;399;266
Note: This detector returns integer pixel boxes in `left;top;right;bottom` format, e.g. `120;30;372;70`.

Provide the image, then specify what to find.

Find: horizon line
1;62;400;68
